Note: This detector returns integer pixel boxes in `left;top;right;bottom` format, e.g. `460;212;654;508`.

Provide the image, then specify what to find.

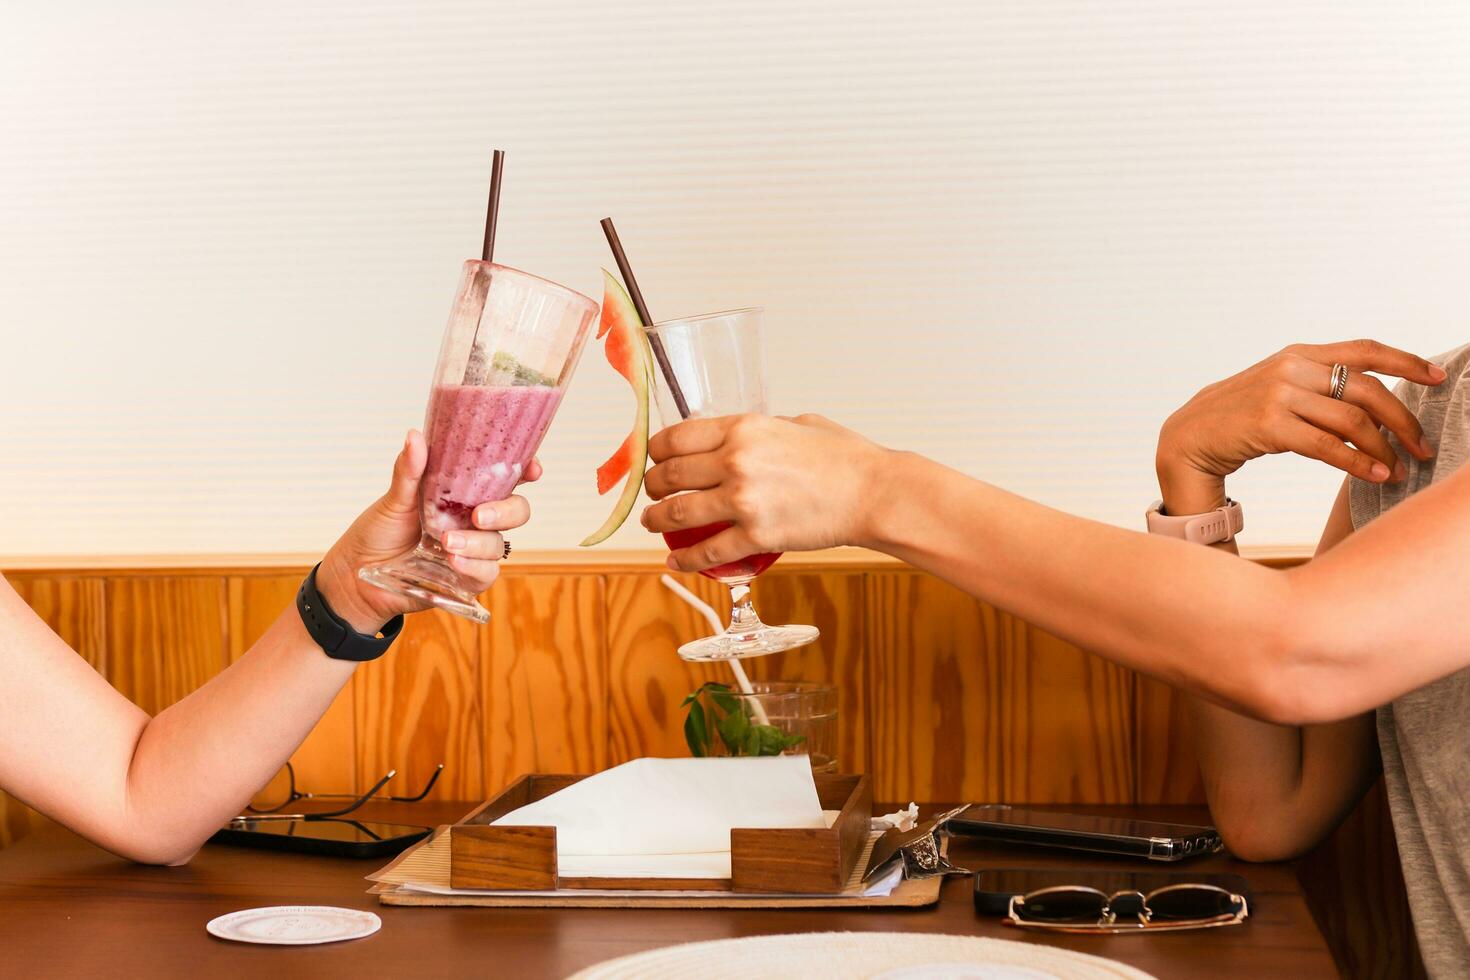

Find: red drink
663;523;781;582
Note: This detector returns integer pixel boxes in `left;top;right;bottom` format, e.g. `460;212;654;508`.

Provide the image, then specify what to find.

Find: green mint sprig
682;681;806;758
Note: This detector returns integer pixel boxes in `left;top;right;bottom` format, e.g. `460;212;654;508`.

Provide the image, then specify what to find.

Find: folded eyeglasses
1006;882;1248;934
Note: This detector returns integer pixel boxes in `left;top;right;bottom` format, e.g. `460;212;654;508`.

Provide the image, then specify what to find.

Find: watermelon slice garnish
580;269;655;546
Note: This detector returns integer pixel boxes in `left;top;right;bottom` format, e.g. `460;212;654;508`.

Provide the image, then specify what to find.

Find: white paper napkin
490;756;827;878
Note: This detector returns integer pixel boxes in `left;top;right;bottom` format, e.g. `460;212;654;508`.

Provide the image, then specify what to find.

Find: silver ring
501;537;512;560
1329;363;1349;400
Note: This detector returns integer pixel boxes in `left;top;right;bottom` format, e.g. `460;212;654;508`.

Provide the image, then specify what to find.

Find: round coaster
206;905;381;946
568;932;1155;980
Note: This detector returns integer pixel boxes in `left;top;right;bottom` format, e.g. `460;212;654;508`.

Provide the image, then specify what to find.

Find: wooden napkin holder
448;771;872;893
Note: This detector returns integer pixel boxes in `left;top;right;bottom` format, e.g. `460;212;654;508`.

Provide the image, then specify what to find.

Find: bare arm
861;448;1470;723
1181;483;1377;861
0;579;354;864
642;343;1463;725
0;432;530;864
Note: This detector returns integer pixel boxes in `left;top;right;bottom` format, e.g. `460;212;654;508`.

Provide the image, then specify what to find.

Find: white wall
4;0;1470;557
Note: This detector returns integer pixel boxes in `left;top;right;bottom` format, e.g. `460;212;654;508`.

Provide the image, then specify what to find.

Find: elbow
102;830;206;867
119;845;201;867
1216;821;1313;864
1223;595;1363;727
142;846;202;868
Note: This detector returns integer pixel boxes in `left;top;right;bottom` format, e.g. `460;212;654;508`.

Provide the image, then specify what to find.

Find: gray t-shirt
1349;342;1470;979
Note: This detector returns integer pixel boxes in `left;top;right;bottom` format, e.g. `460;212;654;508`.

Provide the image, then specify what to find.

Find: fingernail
1370;462;1391;481
1430;364;1448;382
445;532;466;551
640;508;650;529
1393;460;1407;482
665;554;679;570
474;506;496;528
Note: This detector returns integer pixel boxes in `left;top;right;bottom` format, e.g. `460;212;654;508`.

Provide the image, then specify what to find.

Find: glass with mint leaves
683;681;837;772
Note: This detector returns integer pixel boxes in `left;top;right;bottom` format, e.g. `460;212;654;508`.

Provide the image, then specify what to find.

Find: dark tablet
209;817;431;859
950;804;1223;861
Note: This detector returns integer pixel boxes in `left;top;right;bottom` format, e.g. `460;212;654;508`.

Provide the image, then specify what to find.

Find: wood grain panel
604;569;869;770
1133;676;1206;805
0;575;109;848
1000;625;1133;804
740;571;869;775
354;609;483;802
867;570;1005;802
228;574;357;794
482;573;607;795
5;575;108;672
867;570;1132;804
605;573;736;763
104;577;227;715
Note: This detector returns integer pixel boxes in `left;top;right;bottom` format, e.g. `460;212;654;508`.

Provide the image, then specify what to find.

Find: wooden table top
0;802;1338;978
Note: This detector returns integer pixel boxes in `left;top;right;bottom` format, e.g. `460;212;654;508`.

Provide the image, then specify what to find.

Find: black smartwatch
296;563;403;662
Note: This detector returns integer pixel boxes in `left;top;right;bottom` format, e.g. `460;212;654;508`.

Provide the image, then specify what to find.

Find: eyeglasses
1006;883;1249;934
239;760;444;822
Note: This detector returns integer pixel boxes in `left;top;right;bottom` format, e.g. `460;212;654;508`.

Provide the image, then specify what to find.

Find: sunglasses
1006;882;1248;934
239;760;443;822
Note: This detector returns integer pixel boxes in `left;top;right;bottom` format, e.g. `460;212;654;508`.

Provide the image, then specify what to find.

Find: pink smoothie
421;384;563;535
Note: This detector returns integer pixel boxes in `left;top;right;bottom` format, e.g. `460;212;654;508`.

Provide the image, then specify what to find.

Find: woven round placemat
567;931;1157;980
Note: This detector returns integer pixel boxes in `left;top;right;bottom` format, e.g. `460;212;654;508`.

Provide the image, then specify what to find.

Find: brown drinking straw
464;150;506;385
599;217;692;419
481;149;506;263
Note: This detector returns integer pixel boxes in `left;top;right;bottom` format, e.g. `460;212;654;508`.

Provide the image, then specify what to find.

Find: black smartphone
973;867;1251;915
209;817;431;859
950;804;1223;862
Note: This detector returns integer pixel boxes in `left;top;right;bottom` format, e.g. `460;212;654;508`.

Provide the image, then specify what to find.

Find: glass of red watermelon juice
359;261;597;624
646;307;820;660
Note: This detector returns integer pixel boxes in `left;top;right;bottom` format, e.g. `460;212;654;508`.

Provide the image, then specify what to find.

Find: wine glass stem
725;581;766;639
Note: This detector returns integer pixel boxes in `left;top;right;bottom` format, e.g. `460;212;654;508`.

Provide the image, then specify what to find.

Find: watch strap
297;563;403;662
1145;498;1244;545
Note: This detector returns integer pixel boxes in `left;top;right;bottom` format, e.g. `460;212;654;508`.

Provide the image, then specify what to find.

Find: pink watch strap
1145;498;1244;545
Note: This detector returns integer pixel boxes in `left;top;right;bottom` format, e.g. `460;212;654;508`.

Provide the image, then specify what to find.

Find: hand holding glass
360;262;597;623
647;308;820;660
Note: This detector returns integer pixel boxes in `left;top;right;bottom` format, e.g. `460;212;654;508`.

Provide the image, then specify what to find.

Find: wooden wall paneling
866;570;1006;803
999;624;1134;805
353;608;484;802
5;574;108;672
604;573;738;763
103;576;228;715
867;570;1133;804
481;572;607;795
1133;676;1206;805
1297;779;1426;980
1;575;108;849
604;570;868;771
228;574;357;794
738;570;869;776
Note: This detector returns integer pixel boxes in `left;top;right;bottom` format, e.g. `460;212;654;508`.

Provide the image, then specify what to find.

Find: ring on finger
1328;363;1349;400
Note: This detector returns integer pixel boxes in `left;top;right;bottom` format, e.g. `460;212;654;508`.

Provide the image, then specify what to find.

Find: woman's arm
1182;484;1378;860
1149;353;1396;861
642;343;1463;725
0;431;528;864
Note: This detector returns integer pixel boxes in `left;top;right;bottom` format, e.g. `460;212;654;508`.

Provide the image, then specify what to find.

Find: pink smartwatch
1145;498;1244;545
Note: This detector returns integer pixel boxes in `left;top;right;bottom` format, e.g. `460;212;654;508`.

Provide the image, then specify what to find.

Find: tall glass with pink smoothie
360;262;597;624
